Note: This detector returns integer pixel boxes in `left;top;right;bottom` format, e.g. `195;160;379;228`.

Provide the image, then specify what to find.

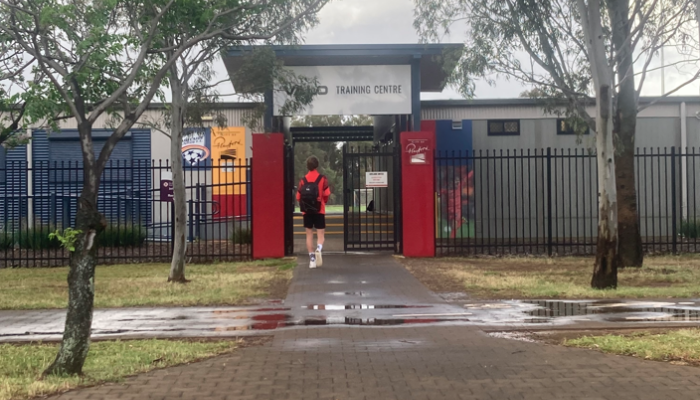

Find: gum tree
0;0;329;375
147;1;327;283
414;0;699;286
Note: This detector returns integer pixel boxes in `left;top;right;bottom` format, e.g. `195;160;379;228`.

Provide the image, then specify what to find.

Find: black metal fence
435;147;700;256
0;160;252;267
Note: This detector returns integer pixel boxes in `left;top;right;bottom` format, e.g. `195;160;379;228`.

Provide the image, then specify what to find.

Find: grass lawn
401;255;700;299
0;260;294;310
566;329;700;366
0;339;241;400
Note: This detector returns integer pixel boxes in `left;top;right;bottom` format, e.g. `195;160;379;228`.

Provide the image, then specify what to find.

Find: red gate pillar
252;133;285;259
400;131;436;257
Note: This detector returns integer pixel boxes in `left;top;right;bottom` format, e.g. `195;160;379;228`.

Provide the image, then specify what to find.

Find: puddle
212;307;291;314
303;304;432;310
522;300;700;323
330;291;365;296
214;315;471;331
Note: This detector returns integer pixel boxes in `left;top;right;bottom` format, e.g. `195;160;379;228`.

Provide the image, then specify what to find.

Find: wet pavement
3;255;700;342
41;254;700;400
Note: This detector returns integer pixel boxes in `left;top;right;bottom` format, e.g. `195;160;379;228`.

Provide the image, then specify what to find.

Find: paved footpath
49;254;700;399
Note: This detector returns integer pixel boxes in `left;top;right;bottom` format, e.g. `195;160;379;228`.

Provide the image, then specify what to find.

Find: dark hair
306;156;319;171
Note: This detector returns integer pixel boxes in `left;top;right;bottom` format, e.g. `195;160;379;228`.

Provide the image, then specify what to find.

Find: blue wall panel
0;143;28;230
32;129;151;228
436;119;473;159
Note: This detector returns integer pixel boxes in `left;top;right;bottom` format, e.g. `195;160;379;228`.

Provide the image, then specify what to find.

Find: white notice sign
273;65;412;116
366;171;388;188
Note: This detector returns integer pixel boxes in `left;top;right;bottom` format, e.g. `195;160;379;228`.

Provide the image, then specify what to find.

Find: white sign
366;171;388;188
273;65;412;116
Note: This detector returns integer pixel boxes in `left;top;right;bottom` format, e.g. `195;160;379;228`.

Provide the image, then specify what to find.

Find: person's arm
296;179;302;201
322;177;330;203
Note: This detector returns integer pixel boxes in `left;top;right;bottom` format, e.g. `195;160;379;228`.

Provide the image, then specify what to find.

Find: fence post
188;199;194;243
546;148;553;256
61;198;71;228
671;147;678;253
170;202;175;255
49;192;57;227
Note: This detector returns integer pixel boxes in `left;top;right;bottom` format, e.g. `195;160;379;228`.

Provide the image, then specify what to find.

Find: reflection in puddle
212;307;291;314
214;315;471;331
304;304;431;310
330;292;365;296
523;300;700;323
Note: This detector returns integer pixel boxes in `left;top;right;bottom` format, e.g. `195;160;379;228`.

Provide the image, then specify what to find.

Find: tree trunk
578;0;619;289
592;86;619;289
608;0;643;268
44;139;105;375
168;74;188;283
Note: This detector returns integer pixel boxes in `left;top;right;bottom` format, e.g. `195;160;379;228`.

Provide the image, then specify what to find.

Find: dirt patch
257;272;292;303
401;259;468;294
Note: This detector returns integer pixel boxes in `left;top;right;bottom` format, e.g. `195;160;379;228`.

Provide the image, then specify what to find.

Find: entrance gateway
223;44;462;257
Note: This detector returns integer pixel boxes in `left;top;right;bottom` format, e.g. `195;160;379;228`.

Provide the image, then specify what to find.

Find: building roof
146;96;700;111
422;96;700;108
223;43;464;93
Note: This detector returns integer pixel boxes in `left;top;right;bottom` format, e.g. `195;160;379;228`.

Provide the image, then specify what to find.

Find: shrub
0;230;13;250
231;227;252;245
16;226;62;250
98;223;147;247
680;219;700;239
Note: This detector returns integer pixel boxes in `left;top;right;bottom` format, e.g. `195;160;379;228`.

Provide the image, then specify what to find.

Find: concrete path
44;254;700;399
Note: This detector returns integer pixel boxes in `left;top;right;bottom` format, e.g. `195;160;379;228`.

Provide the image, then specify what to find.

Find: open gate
343;145;402;252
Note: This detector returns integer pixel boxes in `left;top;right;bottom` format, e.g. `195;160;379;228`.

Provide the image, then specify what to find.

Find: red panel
421;120;436;133
401;131;436;257
252;133;285;259
213;194;248;218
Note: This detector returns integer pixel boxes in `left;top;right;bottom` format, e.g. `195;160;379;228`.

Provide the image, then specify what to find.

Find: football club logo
182;144;210;165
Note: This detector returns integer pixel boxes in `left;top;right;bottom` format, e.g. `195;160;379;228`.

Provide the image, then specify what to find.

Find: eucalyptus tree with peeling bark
0;0;329;375
414;0;699;283
577;0;618;288
142;2;327;283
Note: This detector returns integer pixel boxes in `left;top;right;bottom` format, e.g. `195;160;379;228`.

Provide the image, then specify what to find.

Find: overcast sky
215;0;700;101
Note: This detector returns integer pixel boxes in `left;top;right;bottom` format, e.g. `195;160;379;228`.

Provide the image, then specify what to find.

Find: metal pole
671;147;678;253
681;102;688;220
546;148;553;256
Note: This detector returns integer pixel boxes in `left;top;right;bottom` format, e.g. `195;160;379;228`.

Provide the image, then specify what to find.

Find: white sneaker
315;250;323;267
309;259;317;269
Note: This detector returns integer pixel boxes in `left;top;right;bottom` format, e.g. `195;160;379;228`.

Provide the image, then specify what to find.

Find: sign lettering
274;65;411;116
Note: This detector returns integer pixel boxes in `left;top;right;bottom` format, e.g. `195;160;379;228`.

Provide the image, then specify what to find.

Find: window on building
487;120;520;136
557;118;590;135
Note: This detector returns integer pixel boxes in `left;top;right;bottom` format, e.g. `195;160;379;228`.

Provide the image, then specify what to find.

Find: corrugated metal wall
0;144;28;230
32;129;151;228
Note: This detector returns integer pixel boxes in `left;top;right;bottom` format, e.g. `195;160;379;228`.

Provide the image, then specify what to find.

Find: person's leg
303;214;316;268
306;228;314;254
317;229;325;247
314;214;326;267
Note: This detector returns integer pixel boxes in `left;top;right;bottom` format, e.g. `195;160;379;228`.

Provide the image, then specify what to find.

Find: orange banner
211;127;246;195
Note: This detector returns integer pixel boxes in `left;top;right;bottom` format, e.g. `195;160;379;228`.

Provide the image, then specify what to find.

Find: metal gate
284;144;295;256
343;145;401;252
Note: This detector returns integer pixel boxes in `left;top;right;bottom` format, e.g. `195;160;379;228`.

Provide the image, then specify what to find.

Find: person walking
297;156;331;268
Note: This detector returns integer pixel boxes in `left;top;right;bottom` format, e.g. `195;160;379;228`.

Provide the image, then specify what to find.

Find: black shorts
303;213;326;230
